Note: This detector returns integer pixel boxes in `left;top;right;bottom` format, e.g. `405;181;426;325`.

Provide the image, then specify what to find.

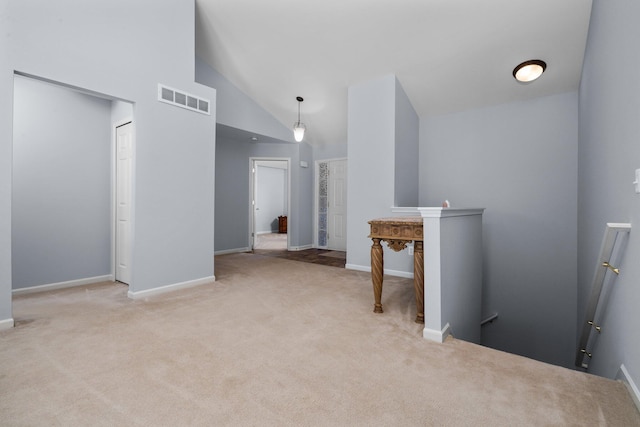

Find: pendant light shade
293;122;306;142
293;96;305;142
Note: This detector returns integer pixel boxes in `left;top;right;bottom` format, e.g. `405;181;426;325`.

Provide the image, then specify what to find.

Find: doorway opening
249;158;290;251
11;73;134;297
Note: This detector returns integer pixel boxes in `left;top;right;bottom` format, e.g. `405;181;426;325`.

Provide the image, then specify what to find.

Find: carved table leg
413;240;424;323
371;238;384;313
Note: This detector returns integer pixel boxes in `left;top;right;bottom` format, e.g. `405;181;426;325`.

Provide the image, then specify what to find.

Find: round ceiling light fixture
513;59;547;83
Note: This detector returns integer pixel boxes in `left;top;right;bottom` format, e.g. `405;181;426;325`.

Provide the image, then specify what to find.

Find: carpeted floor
1;252;638;426
254;232;288;250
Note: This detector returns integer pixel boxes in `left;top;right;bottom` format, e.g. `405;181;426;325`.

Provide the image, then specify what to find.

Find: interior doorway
250;158;290;251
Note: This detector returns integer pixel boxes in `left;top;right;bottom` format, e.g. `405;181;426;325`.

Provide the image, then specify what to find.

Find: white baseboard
127;275;215;300
12;274;114;296
289;244;312;251
423;323;451;343
0;318;15;331
215;247;250;255
344;263;413;279
345;263;367;272
617;364;640;412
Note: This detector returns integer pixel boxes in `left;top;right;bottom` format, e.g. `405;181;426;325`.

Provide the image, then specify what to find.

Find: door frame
112;118;135;283
248;157;291;251
314;157;347;249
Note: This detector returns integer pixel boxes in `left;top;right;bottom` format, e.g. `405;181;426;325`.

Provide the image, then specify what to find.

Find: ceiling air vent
157;84;210;115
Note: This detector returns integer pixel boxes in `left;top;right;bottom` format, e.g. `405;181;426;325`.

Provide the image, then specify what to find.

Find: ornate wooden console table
368;216;424;323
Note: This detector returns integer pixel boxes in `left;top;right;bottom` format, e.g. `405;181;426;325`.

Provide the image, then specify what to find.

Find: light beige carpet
1;252;639;426
254;233;287;250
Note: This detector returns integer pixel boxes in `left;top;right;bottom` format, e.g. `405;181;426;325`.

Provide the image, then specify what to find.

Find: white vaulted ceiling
195;0;592;146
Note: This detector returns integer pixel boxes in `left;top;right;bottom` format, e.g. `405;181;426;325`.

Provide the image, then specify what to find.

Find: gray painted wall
214;135;253;252
420;92;579;368
111;100;133;125
394;78;419;207
346;75;413;274
313;142;348;162
195;57;293;143
439;215;484;343
0;7;12;321
12;76;112;289
578;0;640;383
296;141;314;247
1;0;217;319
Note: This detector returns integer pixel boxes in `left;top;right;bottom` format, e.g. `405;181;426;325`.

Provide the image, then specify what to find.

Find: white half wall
419;208;484;344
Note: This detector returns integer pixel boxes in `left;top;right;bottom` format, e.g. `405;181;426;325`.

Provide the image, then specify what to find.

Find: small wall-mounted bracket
587;321;602;333
602;261;620;275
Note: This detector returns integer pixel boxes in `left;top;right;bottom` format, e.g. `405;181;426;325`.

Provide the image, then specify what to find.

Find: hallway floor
253;233;346;268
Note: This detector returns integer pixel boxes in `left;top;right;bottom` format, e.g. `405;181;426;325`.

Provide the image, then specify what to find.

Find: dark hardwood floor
251;232;346;268
252;248;346;268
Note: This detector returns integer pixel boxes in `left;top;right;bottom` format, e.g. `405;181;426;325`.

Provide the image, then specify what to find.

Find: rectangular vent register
158;84;210;115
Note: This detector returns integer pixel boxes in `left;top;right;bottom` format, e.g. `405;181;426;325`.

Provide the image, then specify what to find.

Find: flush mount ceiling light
293;96;306;142
513;59;547;83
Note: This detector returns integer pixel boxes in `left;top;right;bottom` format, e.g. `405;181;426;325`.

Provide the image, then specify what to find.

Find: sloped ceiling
196;0;592;146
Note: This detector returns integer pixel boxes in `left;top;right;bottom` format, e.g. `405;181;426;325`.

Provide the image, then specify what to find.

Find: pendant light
293;96;306;142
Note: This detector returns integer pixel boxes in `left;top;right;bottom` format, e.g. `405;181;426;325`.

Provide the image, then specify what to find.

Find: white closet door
116;122;133;284
328;159;347;251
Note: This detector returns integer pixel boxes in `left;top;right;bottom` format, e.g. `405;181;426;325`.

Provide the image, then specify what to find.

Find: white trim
317;156;349;163
617;364;640;412
12;275;114;295
419;207;485;218
423;322;451;343
0;318;15;331
345;263;413;279
391;207;485;218
127;276;215;300
214;247;251;256
391;206;423;214
385;269;413;279
289;244;313;251
249;157;291;252
345;263;368;272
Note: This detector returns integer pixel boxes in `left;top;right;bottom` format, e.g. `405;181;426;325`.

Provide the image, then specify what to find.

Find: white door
116;122;133;284
328;159;347;251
